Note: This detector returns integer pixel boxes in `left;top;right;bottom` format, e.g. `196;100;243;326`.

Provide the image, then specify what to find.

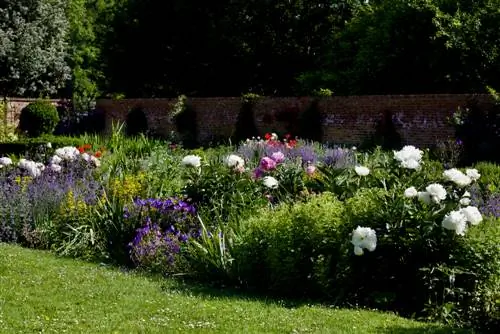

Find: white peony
90;156;101;167
181;155;201;168
55;146;80;161
443;168;472;187
262;176;279;189
49;155;62;165
442;210;468;235
225;154;245;168
351;226;377;256
404;186;418;198
0;157;13;166
465;168;480;181
394;145;423;170
18;159;42;178
460;206;483;225
81;153;91;162
49;164;62;173
459;197;471;206
425;183;447;204
354;166;370;176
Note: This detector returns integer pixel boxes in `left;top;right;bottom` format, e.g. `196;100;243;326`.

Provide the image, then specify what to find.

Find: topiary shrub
18;100;60;137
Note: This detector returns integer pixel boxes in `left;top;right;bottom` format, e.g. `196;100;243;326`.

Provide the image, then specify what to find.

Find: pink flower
306;165;316;176
271;151;285;163
260;157;277;171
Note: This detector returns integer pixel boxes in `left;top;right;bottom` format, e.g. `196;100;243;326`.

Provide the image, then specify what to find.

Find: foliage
0;0;70;97
451;98;500;164
18;101;60;137
232;93;260;143
233;193;346;296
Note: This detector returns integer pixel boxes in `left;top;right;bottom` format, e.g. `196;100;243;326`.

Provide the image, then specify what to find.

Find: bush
0;135;85;158
19;101;60;137
233;193;345;297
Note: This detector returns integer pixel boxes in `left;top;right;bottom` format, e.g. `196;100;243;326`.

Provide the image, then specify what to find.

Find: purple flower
253;168;264;179
271;151;285;164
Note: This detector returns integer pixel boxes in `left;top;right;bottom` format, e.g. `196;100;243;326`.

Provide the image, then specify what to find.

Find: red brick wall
94;94;494;147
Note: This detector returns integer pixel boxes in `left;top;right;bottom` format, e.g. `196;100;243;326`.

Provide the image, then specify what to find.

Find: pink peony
260;157;277;171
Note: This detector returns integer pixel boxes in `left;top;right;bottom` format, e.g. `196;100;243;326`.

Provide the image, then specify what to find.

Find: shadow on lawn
374;326;474;334
158;278;475;334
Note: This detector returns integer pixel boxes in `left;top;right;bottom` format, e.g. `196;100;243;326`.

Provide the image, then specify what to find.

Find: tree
0;0;71;98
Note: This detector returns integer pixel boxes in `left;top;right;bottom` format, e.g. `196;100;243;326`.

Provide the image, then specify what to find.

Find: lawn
0;243;471;334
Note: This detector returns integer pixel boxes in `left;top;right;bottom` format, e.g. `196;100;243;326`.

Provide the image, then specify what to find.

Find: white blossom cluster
18;159;44;178
0;157;13;168
224;154;245;172
443;168;480;187
351;226;377;256
181;155;202;168
262;176;279;189
394;145;423;169
442;206;483;235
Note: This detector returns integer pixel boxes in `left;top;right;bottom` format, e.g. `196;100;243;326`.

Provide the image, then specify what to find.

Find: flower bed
0;132;498;331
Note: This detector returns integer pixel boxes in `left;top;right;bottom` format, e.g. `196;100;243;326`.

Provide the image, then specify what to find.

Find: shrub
19;101;60;137
233;193;345;297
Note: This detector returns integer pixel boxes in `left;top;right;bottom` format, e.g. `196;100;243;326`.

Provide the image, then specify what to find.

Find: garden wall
2;97;62;127
96;94;495;147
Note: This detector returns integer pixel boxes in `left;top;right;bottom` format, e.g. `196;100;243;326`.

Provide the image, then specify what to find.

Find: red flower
83;144;92;150
285;133;291;140
77;146;85;153
264;133;272;140
94;151;102;158
288;139;297;148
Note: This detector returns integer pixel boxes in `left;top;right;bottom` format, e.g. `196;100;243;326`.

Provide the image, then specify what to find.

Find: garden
1;100;499;333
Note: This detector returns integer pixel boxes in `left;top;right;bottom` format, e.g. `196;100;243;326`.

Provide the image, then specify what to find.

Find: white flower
459;197;471;206
49;164;62;172
262;176;279;189
225;154;245;168
49;155;62;165
271;133;278;140
18;159;42;178
404;186;418;198
181;155;201;168
351;226;377;255
90;156;101;167
35;162;45;171
81;153;91;162
425;183;447;203
353;246;364;256
46;142;52;149
354;166;370;176
55;146;80;161
443;168;472;187
418;191;432;205
460;206;482;225
0;157;13;166
462;191;471;198
442;210;468;235
394;145;423;170
465;168;480;181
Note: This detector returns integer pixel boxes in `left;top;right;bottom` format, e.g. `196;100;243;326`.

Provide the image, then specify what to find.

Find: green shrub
429;217;500;331
0;135;85;158
233;193;345;297
19;101;60;137
474;162;500;195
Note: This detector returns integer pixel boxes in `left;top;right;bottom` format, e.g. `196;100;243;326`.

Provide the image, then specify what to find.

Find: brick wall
96;94;495;147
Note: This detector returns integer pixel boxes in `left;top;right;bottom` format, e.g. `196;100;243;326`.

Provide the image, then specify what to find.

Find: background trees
2;0;500;103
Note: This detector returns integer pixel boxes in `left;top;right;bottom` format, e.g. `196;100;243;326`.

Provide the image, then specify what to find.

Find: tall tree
0;0;70;97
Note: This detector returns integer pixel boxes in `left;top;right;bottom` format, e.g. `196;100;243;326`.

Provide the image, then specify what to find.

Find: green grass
0;243;472;334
